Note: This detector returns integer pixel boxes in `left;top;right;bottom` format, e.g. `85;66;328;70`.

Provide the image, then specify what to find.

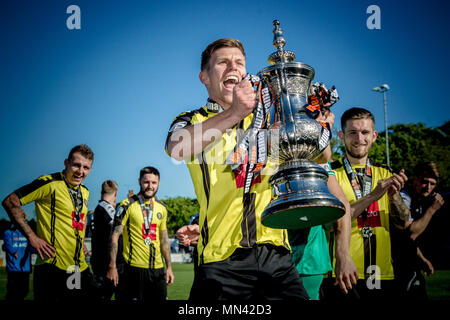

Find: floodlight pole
373;84;390;167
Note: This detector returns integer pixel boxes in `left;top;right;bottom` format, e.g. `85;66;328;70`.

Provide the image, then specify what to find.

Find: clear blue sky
1;0;449;220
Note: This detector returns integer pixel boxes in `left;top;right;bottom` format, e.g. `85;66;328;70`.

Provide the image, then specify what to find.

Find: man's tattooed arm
109;225;124;268
160;229;172;267
106;225;124;285
160;229;175;285
389;192;410;229
2;193;56;260
2;193;34;237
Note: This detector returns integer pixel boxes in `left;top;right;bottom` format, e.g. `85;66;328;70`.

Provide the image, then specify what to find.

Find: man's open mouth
223;75;240;88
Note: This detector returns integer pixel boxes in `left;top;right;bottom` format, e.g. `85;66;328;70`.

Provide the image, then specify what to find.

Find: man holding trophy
167;21;356;300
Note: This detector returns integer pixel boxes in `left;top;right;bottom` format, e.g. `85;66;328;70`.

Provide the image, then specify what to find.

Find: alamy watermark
167;124;281;175
366;264;382;290
66;265;81;290
66;5;81;30
366;5;381;30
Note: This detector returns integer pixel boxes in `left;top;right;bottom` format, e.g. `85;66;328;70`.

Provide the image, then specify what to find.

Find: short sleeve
14;174;55;206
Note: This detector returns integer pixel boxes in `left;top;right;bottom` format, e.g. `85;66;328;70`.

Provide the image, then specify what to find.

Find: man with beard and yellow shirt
322;108;409;300
107;166;174;301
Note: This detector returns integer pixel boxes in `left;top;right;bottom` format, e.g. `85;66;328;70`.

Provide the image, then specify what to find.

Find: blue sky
1;0;449;220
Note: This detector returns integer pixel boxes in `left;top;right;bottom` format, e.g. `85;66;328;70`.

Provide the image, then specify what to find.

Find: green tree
331;121;450;190
369;122;450;190
330;127;344;161
160;197;199;235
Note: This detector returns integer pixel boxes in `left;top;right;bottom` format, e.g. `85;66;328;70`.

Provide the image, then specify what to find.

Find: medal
361;226;373;239
139;195;155;244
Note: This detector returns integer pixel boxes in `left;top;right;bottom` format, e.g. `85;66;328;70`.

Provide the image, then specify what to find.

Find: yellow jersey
329;159;394;280
15;172;89;271
115;195;168;269
167;103;290;265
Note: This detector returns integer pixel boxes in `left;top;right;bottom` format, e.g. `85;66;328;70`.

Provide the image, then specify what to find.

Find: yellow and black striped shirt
166;104;290;265
15;172;89;271
114;195;168;269
328;160;394;280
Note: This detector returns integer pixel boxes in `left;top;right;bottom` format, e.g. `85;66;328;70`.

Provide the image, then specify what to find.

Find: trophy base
261;195;345;229
261;160;345;229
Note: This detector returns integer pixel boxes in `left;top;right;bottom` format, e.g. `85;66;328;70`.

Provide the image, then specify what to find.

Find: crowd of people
1;37;447;302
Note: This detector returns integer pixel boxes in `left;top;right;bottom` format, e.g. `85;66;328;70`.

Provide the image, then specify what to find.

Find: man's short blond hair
101;180;118;195
201;38;245;71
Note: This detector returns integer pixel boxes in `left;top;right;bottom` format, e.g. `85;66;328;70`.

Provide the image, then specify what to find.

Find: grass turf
1;265;449;300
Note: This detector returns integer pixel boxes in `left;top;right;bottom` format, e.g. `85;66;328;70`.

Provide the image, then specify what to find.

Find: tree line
332;121;450;191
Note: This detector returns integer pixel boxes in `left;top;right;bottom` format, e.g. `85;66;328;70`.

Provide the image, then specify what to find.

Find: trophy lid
268;20;296;65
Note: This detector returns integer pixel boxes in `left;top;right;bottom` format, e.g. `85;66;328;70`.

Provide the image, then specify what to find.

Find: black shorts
33;263;98;301
6;270;31;301
320;277;399;301
122;264;167;302
190;244;309;301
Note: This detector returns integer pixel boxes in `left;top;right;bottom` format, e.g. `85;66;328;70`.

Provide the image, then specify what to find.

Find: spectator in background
393;161;445;299
2;215;35;300
91;180;125;300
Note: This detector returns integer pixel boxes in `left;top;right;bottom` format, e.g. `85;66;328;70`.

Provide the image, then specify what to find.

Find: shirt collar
206;98;224;113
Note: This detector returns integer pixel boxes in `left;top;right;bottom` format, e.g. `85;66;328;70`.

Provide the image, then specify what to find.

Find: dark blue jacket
3;227;34;272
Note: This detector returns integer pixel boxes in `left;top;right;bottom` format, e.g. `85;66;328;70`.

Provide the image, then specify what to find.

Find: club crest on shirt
157;212;162;220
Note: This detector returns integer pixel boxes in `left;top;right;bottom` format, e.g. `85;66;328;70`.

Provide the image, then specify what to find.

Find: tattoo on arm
113;225;124;235
3;193;34;237
160;230;171;266
110;242;118;260
389;192;410;228
109;225;123;266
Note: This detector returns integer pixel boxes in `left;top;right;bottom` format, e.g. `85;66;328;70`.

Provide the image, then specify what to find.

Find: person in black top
91;180;125;300
393;162;445;299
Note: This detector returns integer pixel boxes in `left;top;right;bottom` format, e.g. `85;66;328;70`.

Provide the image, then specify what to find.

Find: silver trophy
258;20;345;229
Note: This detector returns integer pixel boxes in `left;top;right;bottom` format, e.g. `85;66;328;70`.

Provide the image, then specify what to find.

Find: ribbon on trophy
305;82;339;152
226;77;339;193
305;82;340;120
226;74;272;192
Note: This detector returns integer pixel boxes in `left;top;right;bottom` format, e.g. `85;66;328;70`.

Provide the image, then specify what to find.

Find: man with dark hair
405;162;444;240
107;166;174;301
91;180;125;300
2;144;97;301
393;161;445;299
166;38;311;300
322;107;409;300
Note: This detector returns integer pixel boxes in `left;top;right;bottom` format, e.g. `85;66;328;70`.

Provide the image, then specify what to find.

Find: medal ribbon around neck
138;195;154;244
63;174;84;231
342;156;372;200
342;156;375;238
